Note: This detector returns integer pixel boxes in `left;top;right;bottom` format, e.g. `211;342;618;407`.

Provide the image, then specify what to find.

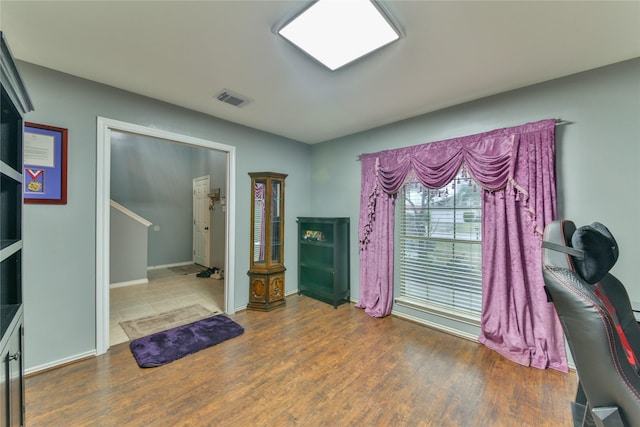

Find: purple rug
129;314;244;368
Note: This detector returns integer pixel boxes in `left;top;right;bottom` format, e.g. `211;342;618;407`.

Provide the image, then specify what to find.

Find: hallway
109;266;224;346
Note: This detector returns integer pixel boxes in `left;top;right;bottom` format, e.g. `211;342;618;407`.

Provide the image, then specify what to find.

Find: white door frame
96;117;236;355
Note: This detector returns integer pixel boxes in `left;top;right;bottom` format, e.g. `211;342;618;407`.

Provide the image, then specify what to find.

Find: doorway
96;117;237;355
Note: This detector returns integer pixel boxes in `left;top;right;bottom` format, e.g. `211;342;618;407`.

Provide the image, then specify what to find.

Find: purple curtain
358;119;567;372
356;156;395;317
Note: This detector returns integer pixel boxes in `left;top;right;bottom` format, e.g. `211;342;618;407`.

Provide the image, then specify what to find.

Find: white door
193;175;211;267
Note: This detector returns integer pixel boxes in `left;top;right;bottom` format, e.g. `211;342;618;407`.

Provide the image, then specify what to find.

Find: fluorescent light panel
278;0;400;71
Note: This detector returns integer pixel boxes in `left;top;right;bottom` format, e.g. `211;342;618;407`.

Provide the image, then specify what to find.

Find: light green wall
18;61;311;371
311;58;640;326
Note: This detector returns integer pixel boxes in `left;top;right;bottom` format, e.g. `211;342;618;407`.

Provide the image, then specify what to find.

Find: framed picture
23;122;68;204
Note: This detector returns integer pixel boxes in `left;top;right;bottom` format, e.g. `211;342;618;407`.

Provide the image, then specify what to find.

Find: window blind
399;174;482;317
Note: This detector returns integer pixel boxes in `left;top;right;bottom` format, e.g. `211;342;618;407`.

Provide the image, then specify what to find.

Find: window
398;168;482;320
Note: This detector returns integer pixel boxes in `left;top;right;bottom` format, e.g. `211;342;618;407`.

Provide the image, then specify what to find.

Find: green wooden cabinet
297;217;350;308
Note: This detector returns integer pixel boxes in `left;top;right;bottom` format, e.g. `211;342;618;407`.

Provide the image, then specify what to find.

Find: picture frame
23;122;68;204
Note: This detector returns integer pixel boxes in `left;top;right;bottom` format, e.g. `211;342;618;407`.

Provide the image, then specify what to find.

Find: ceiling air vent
215;89;250;108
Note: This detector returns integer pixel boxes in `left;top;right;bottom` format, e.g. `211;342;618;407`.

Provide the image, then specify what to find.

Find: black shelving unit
1;31;33;427
297;217;350;308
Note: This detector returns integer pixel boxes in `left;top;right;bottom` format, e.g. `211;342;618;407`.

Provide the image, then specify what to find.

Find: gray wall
110;131;227;268
111;131;192;266
311;58;640;327
18;61;311;371
110;206;149;284
16;55;640;371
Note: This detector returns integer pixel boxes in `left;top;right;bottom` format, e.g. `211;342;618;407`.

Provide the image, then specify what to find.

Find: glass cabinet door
270;179;282;264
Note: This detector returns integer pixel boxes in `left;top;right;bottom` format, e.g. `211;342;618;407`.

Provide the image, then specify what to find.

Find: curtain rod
355;118;566;161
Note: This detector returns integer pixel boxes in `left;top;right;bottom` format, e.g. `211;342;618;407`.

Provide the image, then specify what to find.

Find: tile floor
109;266;224;346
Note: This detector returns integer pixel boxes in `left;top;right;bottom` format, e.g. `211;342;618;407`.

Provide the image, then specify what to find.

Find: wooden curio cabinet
247;172;287;311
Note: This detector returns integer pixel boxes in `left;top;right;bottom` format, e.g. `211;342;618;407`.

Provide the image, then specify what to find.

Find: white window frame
395;169;482;326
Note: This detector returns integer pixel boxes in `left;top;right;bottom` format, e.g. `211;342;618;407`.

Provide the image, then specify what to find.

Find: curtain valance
359;119;555;248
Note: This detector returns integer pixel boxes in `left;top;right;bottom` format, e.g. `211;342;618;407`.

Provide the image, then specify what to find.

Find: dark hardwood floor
25;295;577;426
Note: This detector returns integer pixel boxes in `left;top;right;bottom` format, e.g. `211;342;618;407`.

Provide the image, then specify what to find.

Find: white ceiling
2;1;639;144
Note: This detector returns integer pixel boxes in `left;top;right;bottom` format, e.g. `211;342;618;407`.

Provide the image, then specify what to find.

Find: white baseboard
147;261;195;270
26;350;96;376
347;296;476;341
391;309;480;342
110;278;149;288
288;290;359;304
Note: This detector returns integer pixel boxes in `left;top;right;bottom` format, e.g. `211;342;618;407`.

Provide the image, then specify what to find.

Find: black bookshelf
1;31;33;427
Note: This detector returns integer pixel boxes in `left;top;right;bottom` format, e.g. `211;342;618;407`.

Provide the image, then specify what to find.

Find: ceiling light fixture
277;0;402;71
